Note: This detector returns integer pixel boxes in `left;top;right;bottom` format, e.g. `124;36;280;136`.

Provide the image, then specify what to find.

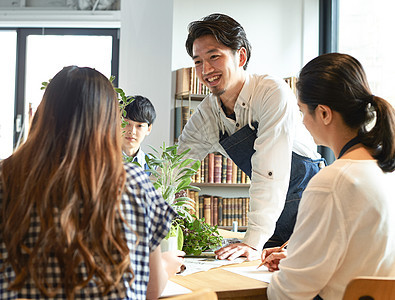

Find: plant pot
161;223;184;252
160;236;179;252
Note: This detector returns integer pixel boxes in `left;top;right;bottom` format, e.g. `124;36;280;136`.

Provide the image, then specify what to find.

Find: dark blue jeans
219;122;326;249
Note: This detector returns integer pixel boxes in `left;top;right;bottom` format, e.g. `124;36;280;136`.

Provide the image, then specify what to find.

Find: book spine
210;196;214;226
217;197;223;226
204;155;209;183
226;158;233;183
208;153;214;183
241;170;246;184
213;196;218;226
221;156;227;183
195;164;201;183
199;195;204;220
214;154;222;183
200;158;204;183
231;198;235;224
223;198;228;226
203;195;211;225
238;198;243;226
232;160;238;184
176;67;192;94
237;167;242;183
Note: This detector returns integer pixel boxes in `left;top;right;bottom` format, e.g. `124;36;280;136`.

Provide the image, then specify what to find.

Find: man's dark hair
124;95;156;125
185;13;252;70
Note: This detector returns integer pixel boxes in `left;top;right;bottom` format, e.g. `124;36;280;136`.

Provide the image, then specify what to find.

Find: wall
172;0;319;78
119;0;174;153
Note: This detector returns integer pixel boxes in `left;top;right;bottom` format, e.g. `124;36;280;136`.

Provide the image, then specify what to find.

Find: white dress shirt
268;159;395;299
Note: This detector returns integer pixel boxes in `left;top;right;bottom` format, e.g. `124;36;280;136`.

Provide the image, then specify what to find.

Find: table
169;260;268;300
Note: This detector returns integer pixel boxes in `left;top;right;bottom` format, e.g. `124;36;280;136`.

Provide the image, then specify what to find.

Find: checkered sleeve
123;163;177;250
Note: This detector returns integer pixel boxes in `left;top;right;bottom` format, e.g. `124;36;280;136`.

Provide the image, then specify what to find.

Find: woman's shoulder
307;159;393;192
122;163;158;202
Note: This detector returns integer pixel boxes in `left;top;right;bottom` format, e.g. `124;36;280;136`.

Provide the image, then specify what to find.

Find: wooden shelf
175;92;207;101
192;182;250;188
218;226;247;232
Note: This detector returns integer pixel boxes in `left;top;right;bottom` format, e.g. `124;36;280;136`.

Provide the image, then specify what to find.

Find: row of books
176;67;210;96
188;191;250;227
192;153;251;184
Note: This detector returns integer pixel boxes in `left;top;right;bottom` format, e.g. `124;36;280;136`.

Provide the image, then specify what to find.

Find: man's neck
123;147;140;158
219;73;246;115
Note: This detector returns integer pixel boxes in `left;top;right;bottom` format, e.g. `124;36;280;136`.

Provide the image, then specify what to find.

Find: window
0;30;17;159
0;28;119;156
338;0;395;107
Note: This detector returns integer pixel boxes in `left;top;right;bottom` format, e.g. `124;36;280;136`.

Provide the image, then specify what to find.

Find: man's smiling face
192;34;243;97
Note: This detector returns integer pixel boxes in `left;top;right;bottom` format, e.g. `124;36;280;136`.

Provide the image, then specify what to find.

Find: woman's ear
316;105;332;125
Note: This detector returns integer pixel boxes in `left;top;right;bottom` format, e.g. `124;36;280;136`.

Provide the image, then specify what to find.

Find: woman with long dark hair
0;66;183;299
262;53;395;299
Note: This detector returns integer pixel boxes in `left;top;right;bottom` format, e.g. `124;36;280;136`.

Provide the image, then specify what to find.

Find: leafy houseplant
146;143;223;255
179;216;223;256
145;143;201;251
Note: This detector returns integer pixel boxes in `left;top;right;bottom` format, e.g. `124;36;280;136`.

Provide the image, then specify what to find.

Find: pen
257;240;288;269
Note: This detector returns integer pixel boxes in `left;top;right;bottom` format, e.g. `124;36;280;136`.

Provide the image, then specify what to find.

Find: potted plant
145;144;223;254
145;143;201;251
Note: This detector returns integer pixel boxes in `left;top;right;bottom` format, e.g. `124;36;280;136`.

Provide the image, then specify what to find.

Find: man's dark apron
219;121;326;249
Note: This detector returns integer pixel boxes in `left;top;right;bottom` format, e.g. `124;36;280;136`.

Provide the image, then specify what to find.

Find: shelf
218;226;247;232
175;92;207;101
192;183;250;188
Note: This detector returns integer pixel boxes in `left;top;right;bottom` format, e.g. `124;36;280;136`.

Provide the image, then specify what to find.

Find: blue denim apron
219;122;326;249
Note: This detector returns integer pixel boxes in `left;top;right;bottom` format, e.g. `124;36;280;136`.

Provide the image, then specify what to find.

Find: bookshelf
174;67;210;142
187;152;250;231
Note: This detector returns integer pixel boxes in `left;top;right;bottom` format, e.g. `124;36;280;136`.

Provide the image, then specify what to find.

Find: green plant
109;75;134;130
145;143;201;250
179;216;223;256
146;143;200;222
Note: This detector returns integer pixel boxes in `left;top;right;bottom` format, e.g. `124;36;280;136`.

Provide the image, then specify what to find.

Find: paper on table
179;257;246;276
223;265;273;283
160;280;192;298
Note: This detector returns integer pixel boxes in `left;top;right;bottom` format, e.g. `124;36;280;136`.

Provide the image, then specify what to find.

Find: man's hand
214;242;260;261
261;247;287;272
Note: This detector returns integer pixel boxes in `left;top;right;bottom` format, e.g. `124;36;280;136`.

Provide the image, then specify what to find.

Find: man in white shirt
178;13;324;260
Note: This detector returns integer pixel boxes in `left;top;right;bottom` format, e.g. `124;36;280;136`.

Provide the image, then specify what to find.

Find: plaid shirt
0;163;176;299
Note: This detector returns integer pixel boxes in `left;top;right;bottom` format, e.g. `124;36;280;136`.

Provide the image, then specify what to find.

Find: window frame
0;27;119;149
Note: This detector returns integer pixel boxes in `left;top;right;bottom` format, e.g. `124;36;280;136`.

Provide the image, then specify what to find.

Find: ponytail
360;96;395;172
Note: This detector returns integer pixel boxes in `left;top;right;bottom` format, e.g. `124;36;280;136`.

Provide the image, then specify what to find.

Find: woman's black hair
297;53;395;172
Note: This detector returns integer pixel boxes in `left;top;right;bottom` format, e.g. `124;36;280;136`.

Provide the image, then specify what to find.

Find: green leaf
178;158;195;168
177;224;184;251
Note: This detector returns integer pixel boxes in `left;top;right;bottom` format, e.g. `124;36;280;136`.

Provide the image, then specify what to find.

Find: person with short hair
178;13;324;260
122;95;156;172
263;53;395;300
0;66;183;299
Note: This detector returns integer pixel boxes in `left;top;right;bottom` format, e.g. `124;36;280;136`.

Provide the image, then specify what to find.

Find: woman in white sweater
263;53;395;300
